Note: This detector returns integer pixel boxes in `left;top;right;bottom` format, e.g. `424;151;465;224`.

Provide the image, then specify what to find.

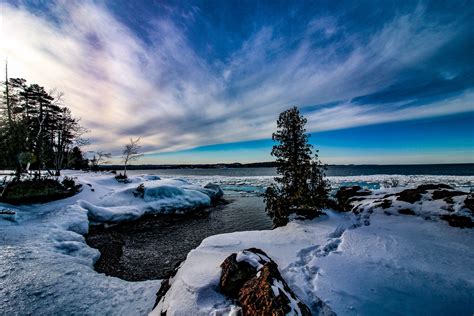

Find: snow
1;170;473;315
152;186;474;315
271;279;305;316
0;170;225;315
0;193;161;315
235;249;271;270
64;173;221;223
0;208;17;222
148;173;474;193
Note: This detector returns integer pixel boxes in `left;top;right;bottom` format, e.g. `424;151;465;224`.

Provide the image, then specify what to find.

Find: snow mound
71;175;222;223
80;200;143;223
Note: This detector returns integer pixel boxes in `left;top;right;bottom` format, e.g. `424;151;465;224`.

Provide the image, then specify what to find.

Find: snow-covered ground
0;171;223;315
153;210;474;315
1;170;473;315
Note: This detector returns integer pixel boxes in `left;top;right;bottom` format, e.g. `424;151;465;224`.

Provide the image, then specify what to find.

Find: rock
440;215;473;228
0;209;17;222
219;248;331;316
134;183;145;198
398;208;415;215
396;189;422;204
239;263;311;316
417;183;453;191
153;261;182;309
397;184;457;204
377;199;392;209
0;178;80;204
431;190;467;200
335;186;371;211
464;194;474;212
220;253;256;298
204;183;224;200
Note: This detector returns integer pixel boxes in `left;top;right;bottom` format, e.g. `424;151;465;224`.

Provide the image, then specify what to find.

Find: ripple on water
85;193;273;281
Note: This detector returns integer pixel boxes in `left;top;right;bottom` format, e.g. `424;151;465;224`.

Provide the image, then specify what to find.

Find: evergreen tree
264;106;329;226
69;146;88;170
0;73;86;177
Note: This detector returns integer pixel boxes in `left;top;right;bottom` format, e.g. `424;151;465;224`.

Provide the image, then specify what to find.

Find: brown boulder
239;263;311;316
219;248;331;316
220;253;256;298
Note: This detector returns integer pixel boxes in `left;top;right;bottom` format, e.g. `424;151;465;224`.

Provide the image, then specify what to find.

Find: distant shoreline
99;162;474;170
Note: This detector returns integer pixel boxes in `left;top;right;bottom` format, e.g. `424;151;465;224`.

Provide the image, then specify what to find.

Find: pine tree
0;73;85;177
69;146;88;170
264;106;329;226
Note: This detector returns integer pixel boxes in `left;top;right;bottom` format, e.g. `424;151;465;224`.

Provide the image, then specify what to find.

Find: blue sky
1;0;473;164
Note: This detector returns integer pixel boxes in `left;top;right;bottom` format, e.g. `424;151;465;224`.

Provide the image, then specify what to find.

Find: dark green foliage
0;178;80;204
264;107;330;226
68;146;89;170
0;74;86;177
61;176;77;190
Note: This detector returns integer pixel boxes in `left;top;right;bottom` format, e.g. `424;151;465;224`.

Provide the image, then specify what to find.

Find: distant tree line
0;65;88;177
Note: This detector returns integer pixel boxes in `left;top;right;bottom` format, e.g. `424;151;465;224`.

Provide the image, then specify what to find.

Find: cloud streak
1;1;472;158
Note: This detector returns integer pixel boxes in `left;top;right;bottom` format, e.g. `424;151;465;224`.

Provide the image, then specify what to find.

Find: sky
1;0;473;164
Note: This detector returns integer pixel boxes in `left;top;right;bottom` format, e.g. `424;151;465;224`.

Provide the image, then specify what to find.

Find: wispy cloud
1;1;472;158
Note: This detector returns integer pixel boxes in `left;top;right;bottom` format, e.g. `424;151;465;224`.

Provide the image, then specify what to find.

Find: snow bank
0;191;160;315
152;187;474;315
67;174;223;223
0;170;225;315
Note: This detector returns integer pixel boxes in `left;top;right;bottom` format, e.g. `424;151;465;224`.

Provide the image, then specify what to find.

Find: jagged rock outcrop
396;188;423;203
219;248;334;316
440;215;473;228
396;183;456;204
464;194;474;212
335;186;372;211
431;189;467;200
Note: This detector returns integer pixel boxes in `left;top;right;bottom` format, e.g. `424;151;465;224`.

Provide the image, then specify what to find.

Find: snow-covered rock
0;208;16;222
217;248;319;316
69;174;223;223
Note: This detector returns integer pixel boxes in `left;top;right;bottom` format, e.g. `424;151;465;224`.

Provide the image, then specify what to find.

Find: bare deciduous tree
89;151;112;169
121;137;142;177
